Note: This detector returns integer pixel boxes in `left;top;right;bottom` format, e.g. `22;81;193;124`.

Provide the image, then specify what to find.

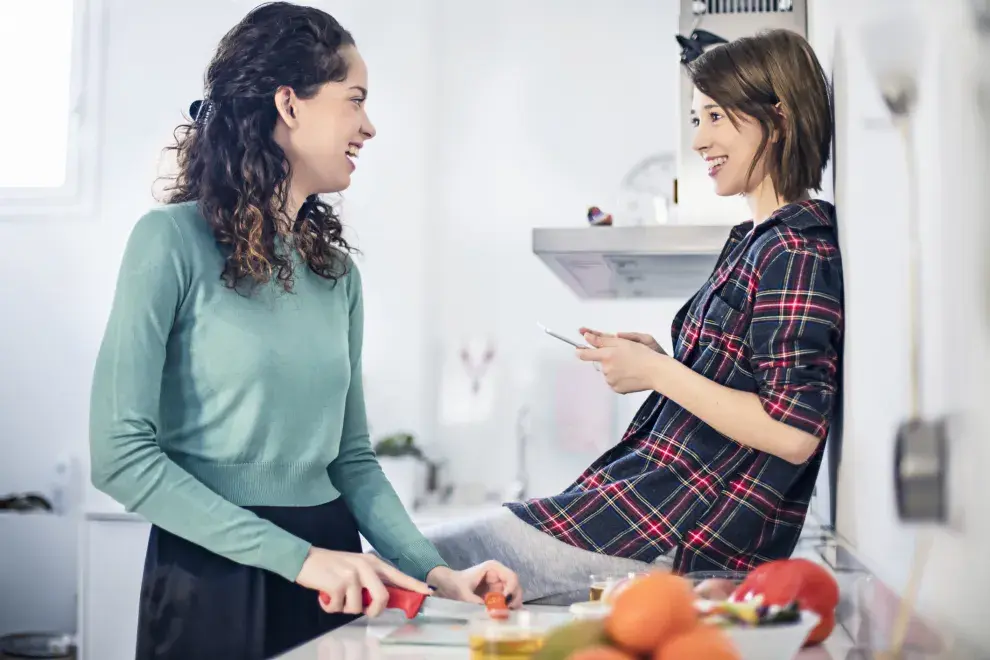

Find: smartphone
537;323;590;349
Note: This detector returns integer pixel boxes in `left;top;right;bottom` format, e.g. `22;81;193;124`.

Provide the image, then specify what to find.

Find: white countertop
272;611;858;660
80;493;502;525
272;522;879;660
81;484;144;521
77;497;914;659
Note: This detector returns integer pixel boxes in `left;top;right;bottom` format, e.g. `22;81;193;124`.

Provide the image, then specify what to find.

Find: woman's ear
274;86;298;127
770;101;786;144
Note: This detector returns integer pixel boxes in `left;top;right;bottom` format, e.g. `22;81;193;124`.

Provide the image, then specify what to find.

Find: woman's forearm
648;354;820;465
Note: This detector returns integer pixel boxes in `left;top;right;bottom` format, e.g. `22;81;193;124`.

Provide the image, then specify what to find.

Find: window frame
0;0;104;218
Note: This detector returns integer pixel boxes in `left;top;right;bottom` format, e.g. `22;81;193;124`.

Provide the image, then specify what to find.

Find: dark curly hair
160;2;357;293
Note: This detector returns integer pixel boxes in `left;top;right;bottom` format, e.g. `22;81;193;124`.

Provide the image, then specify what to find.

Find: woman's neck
745;177;808;223
275;184;311;235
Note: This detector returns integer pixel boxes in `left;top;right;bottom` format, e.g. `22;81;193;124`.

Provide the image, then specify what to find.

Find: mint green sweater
89;202;446;582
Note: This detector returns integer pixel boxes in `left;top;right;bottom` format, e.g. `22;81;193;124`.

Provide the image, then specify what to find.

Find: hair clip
189;99;216;126
675;29;729;65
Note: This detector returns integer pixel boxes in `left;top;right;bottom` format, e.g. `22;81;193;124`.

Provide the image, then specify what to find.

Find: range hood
531;1;809;301
532;225;730;299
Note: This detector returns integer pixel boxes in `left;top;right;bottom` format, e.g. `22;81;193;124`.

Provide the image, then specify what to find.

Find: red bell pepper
730;558;839;646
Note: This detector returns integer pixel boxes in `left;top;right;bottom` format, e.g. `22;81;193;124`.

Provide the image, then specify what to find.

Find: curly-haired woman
88;4;519;658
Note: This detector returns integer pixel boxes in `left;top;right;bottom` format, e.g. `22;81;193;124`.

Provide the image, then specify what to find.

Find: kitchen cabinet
0;512;77;638
77;514;149;660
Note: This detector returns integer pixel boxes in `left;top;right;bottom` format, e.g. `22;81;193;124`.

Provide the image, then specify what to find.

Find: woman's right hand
579;327;666;355
294;548;431;617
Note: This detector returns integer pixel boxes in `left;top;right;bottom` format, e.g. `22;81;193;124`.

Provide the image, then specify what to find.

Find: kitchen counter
81;484;144;522
273;534;858;659
80;495;503;526
273;520;945;660
272;612;858;660
77;498;945;660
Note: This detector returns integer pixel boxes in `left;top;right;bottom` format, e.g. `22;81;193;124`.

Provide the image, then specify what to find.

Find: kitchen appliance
0;633;75;659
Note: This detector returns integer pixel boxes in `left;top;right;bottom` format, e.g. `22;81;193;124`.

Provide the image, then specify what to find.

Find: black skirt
135;498;362;660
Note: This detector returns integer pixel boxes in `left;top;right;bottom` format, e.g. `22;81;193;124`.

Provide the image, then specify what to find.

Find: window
0;0;102;216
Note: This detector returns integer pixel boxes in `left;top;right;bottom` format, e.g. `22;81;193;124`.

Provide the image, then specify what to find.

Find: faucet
503;405;531;502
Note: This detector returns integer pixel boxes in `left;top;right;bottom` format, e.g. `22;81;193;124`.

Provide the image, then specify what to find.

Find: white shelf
532;225;729;299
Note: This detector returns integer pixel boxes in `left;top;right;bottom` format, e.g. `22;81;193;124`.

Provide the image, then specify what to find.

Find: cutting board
380;621;473;647
380;606;572;648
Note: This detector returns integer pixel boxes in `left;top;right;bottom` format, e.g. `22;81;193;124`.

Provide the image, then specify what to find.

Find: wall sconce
859;18;949;658
859;12;948;527
860;16;920;121
972;0;990;33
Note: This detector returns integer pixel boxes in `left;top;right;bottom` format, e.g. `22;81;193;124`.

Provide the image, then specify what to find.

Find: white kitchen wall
426;0;684;498
809;0;990;652
809;0;918;586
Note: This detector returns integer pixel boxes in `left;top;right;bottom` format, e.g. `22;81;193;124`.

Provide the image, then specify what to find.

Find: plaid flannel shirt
506;199;844;574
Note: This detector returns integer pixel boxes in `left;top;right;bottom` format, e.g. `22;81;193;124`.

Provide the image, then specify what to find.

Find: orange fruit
653;625;741;660
604;572;698;654
567;645;637;660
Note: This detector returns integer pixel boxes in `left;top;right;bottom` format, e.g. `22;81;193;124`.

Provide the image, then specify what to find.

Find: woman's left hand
427;562;523;608
577;332;665;394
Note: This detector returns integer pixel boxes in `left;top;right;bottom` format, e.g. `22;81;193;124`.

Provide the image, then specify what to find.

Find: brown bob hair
687;29;833;202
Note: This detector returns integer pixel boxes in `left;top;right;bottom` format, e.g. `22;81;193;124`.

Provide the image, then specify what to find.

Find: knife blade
416;594;488;620
318;585;488;620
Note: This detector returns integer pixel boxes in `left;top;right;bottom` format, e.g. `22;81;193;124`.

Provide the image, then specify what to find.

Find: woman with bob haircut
426;28;845;603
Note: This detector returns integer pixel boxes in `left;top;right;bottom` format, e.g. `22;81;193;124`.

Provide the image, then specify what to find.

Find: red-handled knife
318;585;427;618
318;585;488;620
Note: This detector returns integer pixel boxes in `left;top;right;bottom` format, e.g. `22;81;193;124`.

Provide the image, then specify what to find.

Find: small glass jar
589;570;655;602
684;570;750;586
588;573;624;602
467;611;551;660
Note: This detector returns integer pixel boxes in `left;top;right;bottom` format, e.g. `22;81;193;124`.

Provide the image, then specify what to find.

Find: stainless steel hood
532;225;730;299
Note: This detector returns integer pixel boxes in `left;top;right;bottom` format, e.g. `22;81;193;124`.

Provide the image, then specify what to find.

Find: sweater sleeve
326;261;448;581
88;210;312;582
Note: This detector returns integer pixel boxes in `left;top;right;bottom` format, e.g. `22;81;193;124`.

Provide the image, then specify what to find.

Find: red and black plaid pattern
506;200;843;574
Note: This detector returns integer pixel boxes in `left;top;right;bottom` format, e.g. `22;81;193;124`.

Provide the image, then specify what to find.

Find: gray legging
421;506;672;604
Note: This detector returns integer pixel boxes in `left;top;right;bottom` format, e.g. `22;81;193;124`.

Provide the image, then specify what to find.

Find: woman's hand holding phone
578;327;666;355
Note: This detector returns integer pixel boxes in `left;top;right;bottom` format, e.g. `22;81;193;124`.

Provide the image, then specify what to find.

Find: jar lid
568;600;612;619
